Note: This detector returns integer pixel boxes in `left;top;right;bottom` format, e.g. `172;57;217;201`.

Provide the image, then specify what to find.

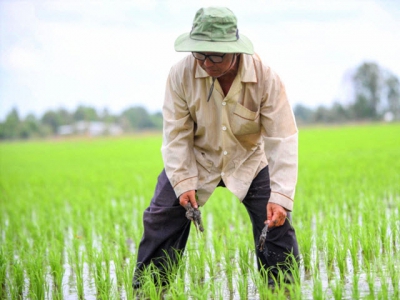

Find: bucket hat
174;7;254;55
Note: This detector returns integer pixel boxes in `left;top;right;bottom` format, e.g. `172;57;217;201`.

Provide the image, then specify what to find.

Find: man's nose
203;57;215;66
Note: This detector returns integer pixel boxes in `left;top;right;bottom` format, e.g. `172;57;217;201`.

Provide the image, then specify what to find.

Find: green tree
73;105;99;122
385;74;400;120
313;105;332;123
351;62;383;120
0;108;20;139
19;113;42;139
41;110;62;134
100;108;117;123
56;108;74;125
149;112;163;130
330;101;350;122
294;104;314;124
120;106;155;130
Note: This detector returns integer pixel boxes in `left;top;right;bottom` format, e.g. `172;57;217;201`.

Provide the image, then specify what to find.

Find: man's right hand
179;190;198;209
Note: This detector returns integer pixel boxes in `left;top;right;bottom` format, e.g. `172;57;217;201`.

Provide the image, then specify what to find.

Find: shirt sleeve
261;69;298;211
161;67;199;199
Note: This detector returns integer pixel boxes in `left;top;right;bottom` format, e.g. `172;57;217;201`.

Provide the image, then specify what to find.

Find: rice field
1;123;399;299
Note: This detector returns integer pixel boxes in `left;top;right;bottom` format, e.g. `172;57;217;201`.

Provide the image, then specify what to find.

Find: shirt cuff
173;176;198;199
269;191;294;211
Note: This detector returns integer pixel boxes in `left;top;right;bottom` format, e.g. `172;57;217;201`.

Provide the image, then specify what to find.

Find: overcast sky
1;0;399;120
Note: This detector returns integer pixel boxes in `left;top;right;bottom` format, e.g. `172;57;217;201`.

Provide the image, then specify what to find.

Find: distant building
58;121;123;136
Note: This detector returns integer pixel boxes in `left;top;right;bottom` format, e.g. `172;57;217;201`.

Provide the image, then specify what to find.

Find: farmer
133;6;299;288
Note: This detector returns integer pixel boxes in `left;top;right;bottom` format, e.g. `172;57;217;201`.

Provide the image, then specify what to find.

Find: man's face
193;52;236;78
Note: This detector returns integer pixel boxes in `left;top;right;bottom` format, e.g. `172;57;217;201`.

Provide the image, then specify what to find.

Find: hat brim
174;32;254;55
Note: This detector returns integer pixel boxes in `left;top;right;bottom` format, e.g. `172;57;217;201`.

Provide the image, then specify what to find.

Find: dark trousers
133;167;299;286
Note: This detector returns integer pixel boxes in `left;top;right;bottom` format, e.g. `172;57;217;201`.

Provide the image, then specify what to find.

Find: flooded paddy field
1;124;399;299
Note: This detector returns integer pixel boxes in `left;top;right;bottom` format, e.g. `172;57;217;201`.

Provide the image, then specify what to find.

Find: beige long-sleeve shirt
161;53;298;211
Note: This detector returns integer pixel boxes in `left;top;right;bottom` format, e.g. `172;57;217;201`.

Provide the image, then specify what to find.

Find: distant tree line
0;105;163;140
0;61;399;140
294;61;400;124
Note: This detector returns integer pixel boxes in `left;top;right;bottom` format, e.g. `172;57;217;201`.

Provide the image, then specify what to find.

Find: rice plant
1;124;399;299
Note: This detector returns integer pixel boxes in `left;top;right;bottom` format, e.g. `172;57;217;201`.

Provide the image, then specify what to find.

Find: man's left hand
266;202;287;228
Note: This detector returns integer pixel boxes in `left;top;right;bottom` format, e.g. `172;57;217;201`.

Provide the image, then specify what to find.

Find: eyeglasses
192;52;226;63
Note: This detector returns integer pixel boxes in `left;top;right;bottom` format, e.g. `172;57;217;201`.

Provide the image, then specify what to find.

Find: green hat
174;7;254;55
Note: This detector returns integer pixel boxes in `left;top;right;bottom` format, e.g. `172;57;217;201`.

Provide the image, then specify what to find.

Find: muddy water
53;247;397;300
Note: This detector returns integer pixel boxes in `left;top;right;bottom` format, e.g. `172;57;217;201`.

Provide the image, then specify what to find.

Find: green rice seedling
249;264;265;297
378;211;390;254
330;277;344;300
208;277;224;300
274;285;297;300
222;247;235;294
133;264;165;299
253;268;296;300
187;249;205;290
166;283;188;300
359;222;372;262
238;245;251;278
251;270;273;300
25;247;48;300
211;231;224;265
121;259;134;300
9;259;25;299
205;251;216;280
187;279;214;300
390;211;399;254
335;241;347;280
237;271;249;299
312;220;323;270
387;251;399;298
69;245;85;300
351;271;360;299
311;258;324;300
286;282;302;300
116;228;130;262
111;250;124;291
136;250;186;296
349;225;361;274
364;260;376;297
286;252;301;284
264;258;302;299
176;254;187;287
81;221;94;268
360;203;386;261
377;257;390;300
0;246;7;299
71;228;83;259
164;257;189;299
335;215;351;278
138;281;165;300
48;241;65;299
324;231;336;277
297;225;313;272
312;275;324;300
283;264;304;300
197;244;207;283
93;250;114;299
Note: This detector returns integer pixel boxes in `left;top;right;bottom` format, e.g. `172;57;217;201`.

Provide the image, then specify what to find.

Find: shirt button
221;172;225;176
222;126;227;131
222;101;226;106
223;151;228;155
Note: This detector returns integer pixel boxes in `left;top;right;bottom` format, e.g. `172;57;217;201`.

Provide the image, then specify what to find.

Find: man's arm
161;67;199;207
261;69;298;212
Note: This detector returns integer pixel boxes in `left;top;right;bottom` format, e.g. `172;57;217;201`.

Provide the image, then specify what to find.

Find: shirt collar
195;54;257;83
